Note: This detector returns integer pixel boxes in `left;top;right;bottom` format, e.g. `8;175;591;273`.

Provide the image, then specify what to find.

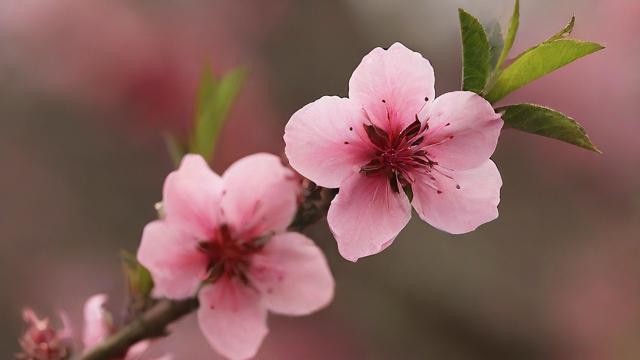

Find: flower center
197;224;266;284
356;103;462;195
360;118;432;193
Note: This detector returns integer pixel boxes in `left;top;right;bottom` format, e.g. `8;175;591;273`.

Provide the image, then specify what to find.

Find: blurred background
1;0;638;359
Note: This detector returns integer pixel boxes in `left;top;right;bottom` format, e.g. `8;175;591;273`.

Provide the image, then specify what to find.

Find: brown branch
74;184;336;360
75;298;198;360
289;182;337;231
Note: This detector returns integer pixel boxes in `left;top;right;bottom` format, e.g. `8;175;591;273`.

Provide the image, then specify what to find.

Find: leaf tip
589;142;603;154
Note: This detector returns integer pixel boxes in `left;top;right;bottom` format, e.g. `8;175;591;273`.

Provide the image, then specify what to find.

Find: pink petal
220;153;300;237
137;221;208;299
327;172;411;261
422;91;502;171
124;340;172;360
197;280;268;360
82;294;111;350
249;232;334;315
412;160;502;234
124;340;150;359
150;356;173;360
151;356;173;360
163;154;223;239
349;42;435;134
284;96;373;188
58;311;73;341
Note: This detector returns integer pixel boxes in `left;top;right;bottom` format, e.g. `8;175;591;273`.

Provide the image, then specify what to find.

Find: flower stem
74;298;198;360
74;184;336;360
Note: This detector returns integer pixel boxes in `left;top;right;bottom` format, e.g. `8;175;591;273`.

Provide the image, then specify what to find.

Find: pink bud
17;308;73;360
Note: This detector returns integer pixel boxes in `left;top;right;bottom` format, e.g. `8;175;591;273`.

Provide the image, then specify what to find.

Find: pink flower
83;294;171;360
137;154;334;360
284;42;503;261
17;309;72;360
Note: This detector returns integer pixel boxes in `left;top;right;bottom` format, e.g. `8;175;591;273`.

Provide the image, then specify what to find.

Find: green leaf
485;39;603;103
497;103;600;152
546;15;575;42
509;15;578;66
495;0;520;70
484;20;504;69
459;8;491;93
121;250;154;303
190;66;246;161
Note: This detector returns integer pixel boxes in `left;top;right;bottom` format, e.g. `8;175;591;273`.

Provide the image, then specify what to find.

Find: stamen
398;118;422;140
422;115;431;131
363;123;390;149
429;166;461;190
416;174;441;193
416;98;430;115
411;136;425;146
425;135;455;147
361;108;376;125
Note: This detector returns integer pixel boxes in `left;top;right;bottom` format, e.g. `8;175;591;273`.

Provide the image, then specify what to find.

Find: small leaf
121;250;154;310
459;8;491;93
546;15;575;42
497;103;600;152
190;66;246;161
484;20;504;69
495;0;520;70
485;39;604;103
509;15;578;65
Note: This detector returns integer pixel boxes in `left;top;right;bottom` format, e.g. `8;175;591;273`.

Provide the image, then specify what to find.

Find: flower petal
249;232;334;315
163;154;223;239
327;172;411;261
82;294;111;350
422;91;503;170
349;42;435;134
220;153;300;238
123;341;150;359
284;96;373;188
197;280;268;360
137;221;208;299
412;160;502;234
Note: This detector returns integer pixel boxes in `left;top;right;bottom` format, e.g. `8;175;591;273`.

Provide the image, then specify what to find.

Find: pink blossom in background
83;294;171;360
17;308;73;360
137;154;334;360
284;43;503;261
82;295;113;353
0;0;289;154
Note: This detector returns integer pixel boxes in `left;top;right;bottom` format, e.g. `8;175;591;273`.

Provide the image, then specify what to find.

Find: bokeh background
1;0;639;359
